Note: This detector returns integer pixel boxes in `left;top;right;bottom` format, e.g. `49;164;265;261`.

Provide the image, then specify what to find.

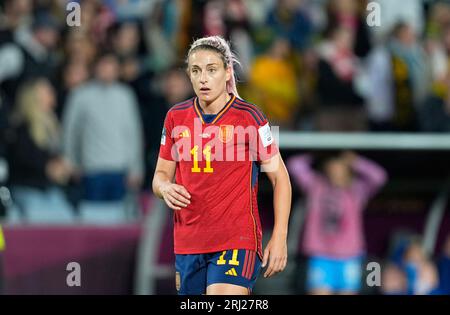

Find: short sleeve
158;111;175;161
250;117;279;163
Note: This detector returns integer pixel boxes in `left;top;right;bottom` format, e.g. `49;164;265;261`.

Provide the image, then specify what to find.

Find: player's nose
200;71;207;83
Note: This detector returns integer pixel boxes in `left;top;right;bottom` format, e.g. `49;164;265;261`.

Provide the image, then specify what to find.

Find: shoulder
70;81;91;97
167;98;195;114
69;81;100;103
231;97;267;126
163;98;195;124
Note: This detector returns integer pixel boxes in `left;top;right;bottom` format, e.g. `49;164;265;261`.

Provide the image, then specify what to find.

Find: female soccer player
152;36;292;295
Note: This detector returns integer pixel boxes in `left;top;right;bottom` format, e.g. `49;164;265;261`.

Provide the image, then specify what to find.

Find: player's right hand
160;183;191;210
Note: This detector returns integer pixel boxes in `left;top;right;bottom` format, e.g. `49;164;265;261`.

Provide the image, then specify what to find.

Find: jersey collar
194;94;236;124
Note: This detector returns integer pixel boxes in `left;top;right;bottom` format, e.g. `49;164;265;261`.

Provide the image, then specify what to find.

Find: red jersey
158;94;278;258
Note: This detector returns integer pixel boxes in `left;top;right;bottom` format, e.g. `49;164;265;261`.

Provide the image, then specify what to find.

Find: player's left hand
261;234;287;278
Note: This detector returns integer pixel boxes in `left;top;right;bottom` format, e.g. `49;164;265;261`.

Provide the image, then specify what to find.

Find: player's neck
198;92;231;115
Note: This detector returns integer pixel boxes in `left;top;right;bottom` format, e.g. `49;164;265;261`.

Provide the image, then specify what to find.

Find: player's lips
199;87;210;93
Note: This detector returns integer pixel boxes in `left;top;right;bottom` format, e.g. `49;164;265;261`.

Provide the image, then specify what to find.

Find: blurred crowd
379;232;450;295
0;0;449;295
286;150;449;295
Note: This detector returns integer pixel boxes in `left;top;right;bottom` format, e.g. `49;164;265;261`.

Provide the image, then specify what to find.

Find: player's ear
225;66;231;82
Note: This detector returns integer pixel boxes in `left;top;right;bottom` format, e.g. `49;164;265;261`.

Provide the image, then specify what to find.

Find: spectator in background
288;151;387;294
78;0;116;45
0;0;33;35
402;238;439;295
7;78;74;223
371;0;425;44
265;0;314;53
103;0;156;22
315;26;367;131
325;0;372;58
63;52;144;223
109;19;164;190
13;11;61;89
419;77;450;132
0;225;4;294
180;0;254;80
55;61;90;119
63;30;98;67
111;20;143;63
144;0;180;73
0;9;59;109
0;41;23;112
437;234;450;294
110;20;153;102
202;0;226;36
224;0;254;79
142;66;193;187
32;0;70;26
247;37;300;129
427;24;450;100
240;0;275;27
71;0;98;36
426;1;450;43
366;22;430;131
0;90;9;220
422;17;450;133
384;236;439;295
380;262;408;295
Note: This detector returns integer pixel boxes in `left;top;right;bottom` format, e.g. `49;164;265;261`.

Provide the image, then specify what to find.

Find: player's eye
192;69;199;74
208;68;216;73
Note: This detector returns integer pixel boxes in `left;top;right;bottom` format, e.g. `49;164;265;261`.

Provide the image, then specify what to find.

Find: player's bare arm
260;152;292;278
152;157;191;210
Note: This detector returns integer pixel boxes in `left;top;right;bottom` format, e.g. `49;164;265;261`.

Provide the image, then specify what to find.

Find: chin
198;93;215;103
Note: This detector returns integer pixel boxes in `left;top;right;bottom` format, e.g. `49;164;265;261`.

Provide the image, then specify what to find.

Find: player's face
188;50;231;103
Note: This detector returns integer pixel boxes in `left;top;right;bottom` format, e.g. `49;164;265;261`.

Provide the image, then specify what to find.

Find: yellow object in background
248;55;300;127
0;225;5;251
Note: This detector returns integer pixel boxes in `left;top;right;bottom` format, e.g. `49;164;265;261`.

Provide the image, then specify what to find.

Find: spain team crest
219;125;234;143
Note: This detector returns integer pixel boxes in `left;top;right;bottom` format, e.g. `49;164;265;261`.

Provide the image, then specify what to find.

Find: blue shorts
307;255;362;293
175;249;261;295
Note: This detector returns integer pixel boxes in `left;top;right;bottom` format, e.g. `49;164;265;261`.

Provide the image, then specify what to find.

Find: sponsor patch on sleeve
258;123;273;148
161;127;166;145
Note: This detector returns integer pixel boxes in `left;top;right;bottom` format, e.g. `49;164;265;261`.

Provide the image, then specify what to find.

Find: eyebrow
190;63;219;68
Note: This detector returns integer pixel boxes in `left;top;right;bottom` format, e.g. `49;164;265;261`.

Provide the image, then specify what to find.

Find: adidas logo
225;268;237;276
178;130;190;138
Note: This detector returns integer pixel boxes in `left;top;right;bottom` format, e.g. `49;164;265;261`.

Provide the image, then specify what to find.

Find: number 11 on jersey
190;145;214;173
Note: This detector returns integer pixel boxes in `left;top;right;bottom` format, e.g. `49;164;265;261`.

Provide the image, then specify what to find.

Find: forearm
352;155;387;186
271;174;292;238
286;154;315;191
152;171;172;199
